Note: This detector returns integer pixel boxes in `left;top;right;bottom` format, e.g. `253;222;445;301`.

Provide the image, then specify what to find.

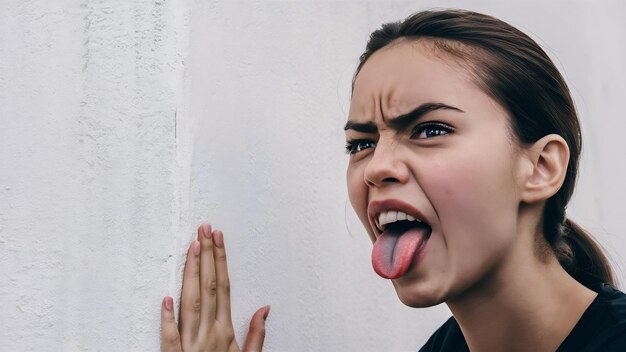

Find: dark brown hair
353;9;615;289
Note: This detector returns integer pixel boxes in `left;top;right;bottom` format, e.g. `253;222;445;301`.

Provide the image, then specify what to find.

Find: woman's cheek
422;156;518;278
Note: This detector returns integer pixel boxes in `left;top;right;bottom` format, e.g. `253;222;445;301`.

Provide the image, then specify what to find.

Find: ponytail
553;218;615;289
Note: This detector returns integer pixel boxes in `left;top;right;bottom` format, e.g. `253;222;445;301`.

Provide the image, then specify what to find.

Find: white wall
1;1;625;351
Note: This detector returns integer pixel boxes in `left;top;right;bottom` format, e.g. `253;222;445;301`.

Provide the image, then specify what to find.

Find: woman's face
346;40;527;307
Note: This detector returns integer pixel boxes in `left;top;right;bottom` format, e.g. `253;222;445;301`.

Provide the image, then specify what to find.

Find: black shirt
420;283;626;351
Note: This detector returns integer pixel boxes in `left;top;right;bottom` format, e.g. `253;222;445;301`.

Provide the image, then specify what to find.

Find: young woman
160;9;626;351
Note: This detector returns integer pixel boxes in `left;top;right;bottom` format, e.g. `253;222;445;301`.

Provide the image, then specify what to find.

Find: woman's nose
363;141;410;188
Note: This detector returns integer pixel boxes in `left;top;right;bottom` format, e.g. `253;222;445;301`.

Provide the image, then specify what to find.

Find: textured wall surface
1;1;625;351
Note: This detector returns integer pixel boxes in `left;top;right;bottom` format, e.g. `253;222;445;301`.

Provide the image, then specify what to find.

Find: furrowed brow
387;102;463;131
344;102;463;133
343;120;378;133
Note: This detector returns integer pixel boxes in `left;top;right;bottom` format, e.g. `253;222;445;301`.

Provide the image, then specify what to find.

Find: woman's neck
446;238;597;352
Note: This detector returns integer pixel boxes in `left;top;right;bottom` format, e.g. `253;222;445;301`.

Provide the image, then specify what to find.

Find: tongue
372;226;428;279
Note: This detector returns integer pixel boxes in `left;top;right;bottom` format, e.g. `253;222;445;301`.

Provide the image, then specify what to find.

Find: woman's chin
392;279;447;308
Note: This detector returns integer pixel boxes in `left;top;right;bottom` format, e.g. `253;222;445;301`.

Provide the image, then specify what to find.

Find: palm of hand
160;224;269;352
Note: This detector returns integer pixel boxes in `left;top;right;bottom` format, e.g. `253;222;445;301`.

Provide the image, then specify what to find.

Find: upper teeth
377;210;422;229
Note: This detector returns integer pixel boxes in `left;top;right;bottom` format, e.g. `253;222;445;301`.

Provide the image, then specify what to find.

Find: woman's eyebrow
344;102;463;132
387;102;463;130
343;120;378;133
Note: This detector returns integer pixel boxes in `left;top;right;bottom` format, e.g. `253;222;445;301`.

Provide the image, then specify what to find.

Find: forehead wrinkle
375;78;400;131
349;88;377;124
381;84;394;127
369;88;379;124
353;81;386;129
358;51;397;128
377;87;386;128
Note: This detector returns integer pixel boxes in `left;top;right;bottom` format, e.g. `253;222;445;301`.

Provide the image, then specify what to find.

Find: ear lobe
520;134;570;204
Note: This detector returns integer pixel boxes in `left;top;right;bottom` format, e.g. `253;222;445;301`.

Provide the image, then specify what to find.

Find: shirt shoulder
419;316;468;352
558;283;626;352
597;283;626;323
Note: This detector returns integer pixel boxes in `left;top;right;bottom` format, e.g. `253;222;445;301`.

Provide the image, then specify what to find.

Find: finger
213;230;232;322
198;223;217;326
160;296;182;352
180;240;201;343
243;306;270;352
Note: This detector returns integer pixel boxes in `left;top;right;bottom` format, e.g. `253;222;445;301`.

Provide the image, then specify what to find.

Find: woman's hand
161;224;270;352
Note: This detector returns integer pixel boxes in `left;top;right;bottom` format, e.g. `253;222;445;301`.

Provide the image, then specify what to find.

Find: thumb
242;305;270;352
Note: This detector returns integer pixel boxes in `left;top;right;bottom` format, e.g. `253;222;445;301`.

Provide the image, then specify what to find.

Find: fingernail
263;305;270;320
213;230;224;248
164;296;173;311
202;223;212;239
192;240;200;256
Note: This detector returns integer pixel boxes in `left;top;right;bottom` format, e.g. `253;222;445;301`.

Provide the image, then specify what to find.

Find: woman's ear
519;134;570;204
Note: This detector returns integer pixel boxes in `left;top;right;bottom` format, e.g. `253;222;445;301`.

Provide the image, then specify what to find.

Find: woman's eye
345;139;376;154
412;123;453;139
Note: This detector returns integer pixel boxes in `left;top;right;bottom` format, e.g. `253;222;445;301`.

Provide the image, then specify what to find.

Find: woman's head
345;9;614;306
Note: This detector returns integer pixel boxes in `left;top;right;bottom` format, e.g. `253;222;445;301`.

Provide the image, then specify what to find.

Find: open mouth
382;220;431;250
369;207;432;279
375;209;429;234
